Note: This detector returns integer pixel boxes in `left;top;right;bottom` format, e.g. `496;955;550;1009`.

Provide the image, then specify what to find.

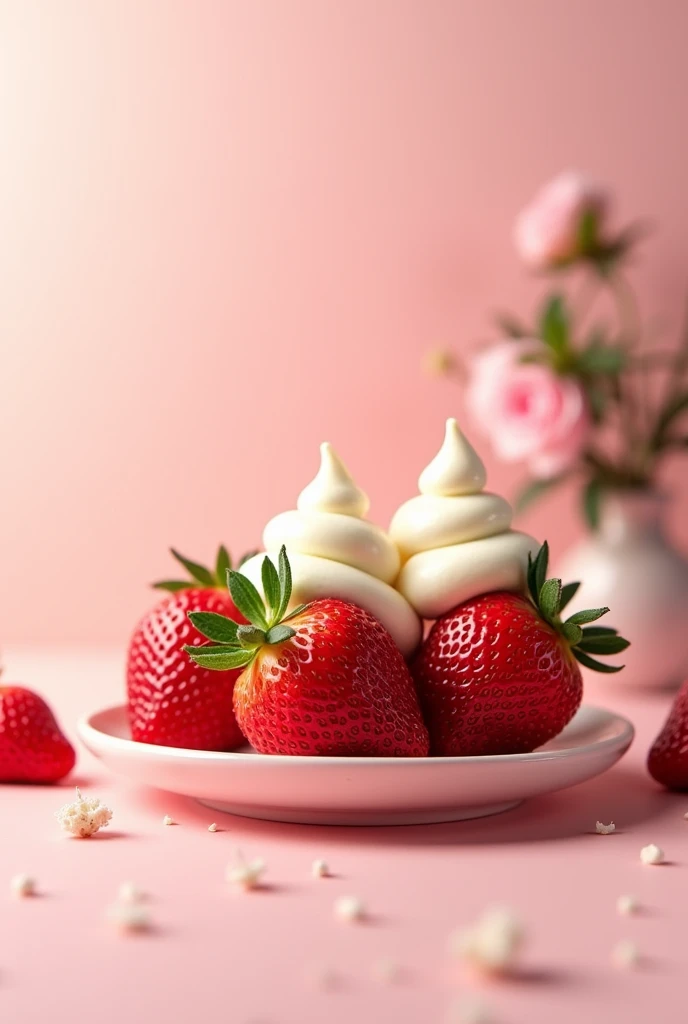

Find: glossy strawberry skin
412;591;583;756
648;681;688;790
233;599;429;757
0;687;76;783
127;588;247;751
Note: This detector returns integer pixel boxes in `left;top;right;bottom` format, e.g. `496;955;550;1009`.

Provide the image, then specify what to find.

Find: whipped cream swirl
240;443;422;655
390;419;539;619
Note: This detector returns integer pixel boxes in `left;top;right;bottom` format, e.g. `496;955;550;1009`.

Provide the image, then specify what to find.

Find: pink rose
514;172;608;270
466;341;590;479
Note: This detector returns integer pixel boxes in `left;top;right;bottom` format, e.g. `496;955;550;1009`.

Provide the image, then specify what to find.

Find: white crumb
163;815;176;826
448;906;524;975
617;894;639;916
226;850;266;891
312;858;329;878
304;963;338;990
56;787;113;838
640;843;664;865
371;957;402;984
10;874;36;898
118;881;145;904
107;902;151;933
208;823;218;832
596;821;616;835
612;939;640;969
334;895;366;922
445;996;492;1024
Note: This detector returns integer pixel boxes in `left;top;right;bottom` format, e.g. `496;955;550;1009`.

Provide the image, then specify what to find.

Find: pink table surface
1;648;687;1024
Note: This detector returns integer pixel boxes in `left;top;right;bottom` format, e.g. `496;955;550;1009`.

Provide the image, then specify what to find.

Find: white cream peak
297;442;370;518
418;418;487;497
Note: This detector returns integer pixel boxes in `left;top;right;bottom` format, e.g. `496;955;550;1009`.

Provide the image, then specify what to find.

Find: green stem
604;271;649;479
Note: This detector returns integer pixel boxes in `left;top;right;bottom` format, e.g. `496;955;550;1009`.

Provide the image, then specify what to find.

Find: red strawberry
0;685;76;783
127;546;250;751
183;546;429;757
411;542;629;756
648;681;688;790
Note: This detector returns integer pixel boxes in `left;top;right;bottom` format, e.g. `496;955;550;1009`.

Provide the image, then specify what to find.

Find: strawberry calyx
183;546;310;671
152;545;259;593
526;542;630;674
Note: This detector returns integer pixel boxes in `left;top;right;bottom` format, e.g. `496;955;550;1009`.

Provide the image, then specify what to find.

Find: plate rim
78;703;635;768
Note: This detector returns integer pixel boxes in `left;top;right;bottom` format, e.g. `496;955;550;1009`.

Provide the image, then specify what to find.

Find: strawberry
183;546;429;757
127;546;251;751
411;542;629;756
0;685;76;783
647;681;688;790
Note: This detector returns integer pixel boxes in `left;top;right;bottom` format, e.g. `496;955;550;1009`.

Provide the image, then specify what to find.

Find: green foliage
496;311;529;338
170;549;216;587
187;612;239;645
152;544;245;592
526;542;628;674
539;294;569;353
582;479;603;531
184;547;307;674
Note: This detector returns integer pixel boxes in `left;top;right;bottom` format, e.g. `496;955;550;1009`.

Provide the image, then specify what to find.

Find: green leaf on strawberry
151;544;264;593
152;545;254;593
559;580;580;612
185;545;302;669
185;612;240;645
170;549;216;586
215;545;232;583
526;543;629;673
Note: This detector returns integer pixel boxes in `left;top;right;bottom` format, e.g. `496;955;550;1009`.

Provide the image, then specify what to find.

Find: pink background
2;0;688;645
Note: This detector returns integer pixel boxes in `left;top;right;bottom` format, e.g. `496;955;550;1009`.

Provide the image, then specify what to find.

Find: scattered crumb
208;823;218;832
226;850;266;891
448;906;524;976
107;902;151;933
334;896;366;922
312;858;329;878
596;821;616;835
640;843;664;865
56;788;113;838
10;874;36;898
617;894;639;916
163;815;176;826
612;939;640;969
304;963;338;990
445;996;492;1024
371;957;402;984
118;881;145;904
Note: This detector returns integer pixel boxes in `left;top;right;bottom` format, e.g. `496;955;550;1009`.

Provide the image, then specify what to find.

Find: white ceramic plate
78;704;634;826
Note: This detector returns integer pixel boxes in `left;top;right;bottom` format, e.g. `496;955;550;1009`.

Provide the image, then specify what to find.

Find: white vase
557;490;688;691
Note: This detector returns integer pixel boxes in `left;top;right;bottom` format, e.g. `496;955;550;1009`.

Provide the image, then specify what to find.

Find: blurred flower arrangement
429;172;688;528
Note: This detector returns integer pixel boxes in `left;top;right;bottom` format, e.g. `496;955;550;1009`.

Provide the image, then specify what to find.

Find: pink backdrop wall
1;0;687;645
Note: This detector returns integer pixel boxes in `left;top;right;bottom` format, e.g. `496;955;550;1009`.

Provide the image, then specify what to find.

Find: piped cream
391;419;539;619
240;443;422;655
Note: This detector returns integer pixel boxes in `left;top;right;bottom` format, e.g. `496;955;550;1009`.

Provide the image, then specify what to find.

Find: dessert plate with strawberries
78;425;634;825
79;702;633;825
